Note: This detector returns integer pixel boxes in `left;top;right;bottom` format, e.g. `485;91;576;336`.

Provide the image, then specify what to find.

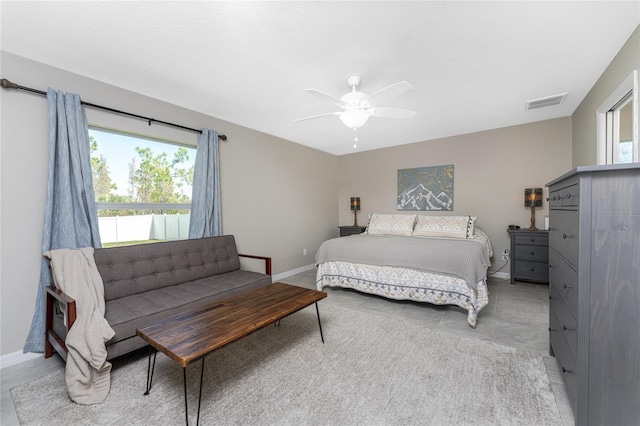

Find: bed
316;214;493;327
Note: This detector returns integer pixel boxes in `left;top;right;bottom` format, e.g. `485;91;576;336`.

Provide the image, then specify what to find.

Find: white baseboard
0;264;317;369
487;271;510;279
272;264;315;282
0;350;41;370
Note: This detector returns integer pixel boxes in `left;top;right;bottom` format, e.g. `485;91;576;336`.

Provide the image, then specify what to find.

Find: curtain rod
0;78;227;141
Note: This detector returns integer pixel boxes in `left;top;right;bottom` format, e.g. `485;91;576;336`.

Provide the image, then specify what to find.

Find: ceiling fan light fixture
296;76;416;148
339;108;370;129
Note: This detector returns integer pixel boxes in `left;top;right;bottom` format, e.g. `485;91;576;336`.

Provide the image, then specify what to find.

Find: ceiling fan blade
294;111;341;122
304;88;345;106
367;107;417;119
365;81;413;106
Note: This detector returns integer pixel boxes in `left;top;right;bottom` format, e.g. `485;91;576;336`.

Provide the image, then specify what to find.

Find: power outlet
303;248;308;256
501;249;510;261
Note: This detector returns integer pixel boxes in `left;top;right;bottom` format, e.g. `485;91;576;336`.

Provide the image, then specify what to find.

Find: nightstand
338;226;367;237
507;229;549;285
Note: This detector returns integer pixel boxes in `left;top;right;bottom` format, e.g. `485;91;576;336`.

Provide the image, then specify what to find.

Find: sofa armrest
45;285;76;359
238;254;272;276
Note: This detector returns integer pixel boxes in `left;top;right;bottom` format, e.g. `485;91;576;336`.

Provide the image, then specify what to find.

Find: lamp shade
339;109;370;129
350;197;361;211
524;188;543;208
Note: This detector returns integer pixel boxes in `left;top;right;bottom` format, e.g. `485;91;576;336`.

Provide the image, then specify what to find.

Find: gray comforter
315;234;491;290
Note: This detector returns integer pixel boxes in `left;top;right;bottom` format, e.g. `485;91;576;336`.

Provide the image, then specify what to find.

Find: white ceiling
1;1;639;155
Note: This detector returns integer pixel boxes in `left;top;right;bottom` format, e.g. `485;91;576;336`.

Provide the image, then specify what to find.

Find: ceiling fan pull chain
353;128;358;149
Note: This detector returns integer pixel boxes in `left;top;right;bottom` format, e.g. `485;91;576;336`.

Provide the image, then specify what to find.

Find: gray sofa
45;235;272;361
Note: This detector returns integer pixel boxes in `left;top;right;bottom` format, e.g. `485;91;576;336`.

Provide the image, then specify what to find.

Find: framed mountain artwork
397;165;454;211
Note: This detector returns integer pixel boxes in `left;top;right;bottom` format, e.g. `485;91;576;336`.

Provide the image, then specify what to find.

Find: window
597;70;638;165
89;128;196;247
615;95;634;163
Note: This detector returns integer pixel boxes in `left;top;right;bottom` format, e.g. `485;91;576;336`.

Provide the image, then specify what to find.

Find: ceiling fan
295;76;417;148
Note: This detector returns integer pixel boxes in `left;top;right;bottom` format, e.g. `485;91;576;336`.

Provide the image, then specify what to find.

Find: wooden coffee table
136;282;327;426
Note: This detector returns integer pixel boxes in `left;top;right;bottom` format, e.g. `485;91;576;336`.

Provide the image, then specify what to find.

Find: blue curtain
188;129;222;238
23;89;102;353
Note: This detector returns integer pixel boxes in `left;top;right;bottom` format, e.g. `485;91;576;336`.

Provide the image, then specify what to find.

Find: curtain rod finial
219;134;227;141
1;78;18;90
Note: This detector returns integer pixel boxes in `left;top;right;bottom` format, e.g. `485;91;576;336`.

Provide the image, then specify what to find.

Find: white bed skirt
316;261;489;328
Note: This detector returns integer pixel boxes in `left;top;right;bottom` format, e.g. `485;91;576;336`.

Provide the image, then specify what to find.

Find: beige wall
338;118;573;274
0;52;338;356
3;23;633;358
572;25;640;167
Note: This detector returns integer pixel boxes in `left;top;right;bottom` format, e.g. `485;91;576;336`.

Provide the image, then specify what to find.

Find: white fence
98;214;191;243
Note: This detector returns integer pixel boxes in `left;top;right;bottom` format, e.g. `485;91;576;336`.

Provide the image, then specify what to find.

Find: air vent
525;92;568;110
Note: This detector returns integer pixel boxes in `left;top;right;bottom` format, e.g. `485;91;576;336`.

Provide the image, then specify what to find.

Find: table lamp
350;197;361;226
524;188;543;230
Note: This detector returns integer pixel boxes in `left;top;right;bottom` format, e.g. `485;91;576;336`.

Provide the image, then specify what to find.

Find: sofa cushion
105;270;273;347
95;236;242;301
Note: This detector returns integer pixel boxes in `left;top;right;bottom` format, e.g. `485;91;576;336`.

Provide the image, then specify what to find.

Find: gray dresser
546;164;640;425
507;229;549;284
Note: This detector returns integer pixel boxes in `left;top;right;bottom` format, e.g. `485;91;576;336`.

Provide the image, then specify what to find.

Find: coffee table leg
144;346;157;395
196;357;205;426
183;367;189;425
315;303;325;344
183;357;206;426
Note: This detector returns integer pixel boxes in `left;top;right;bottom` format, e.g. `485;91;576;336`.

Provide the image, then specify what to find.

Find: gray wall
572;25;640;167
0;52;338;356
337;118;573;275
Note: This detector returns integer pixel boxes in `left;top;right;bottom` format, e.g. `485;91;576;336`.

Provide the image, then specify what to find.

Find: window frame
597;70;638;165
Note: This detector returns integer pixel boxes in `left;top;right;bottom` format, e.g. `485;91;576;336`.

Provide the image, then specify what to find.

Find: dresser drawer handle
530;267;536;272
530;239;535;243
563;284;572;289
562;325;572;331
562;233;568;239
548;327;556;332
562;367;571;374
530;250;536;255
546;197;550;202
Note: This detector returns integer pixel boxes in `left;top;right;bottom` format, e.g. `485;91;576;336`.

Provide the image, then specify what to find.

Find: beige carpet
12;304;561;425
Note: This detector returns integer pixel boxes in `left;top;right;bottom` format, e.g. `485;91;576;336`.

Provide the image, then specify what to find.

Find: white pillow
367;214;416;236
413;215;477;239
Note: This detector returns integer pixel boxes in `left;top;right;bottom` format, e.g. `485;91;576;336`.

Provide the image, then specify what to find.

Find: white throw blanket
45;247;115;405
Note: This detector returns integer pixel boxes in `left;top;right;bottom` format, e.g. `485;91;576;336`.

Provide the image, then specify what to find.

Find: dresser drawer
514;260;549;281
549;183;580;208
550;282;578;360
514;234;548;246
549;250;578;317
514;245;548;262
549;210;579;267
550;310;578;412
338;226;367;237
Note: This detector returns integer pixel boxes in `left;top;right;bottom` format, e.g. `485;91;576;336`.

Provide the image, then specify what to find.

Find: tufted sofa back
94;235;241;301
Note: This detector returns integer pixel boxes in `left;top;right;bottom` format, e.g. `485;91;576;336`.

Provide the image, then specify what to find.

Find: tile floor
1;269;574;425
